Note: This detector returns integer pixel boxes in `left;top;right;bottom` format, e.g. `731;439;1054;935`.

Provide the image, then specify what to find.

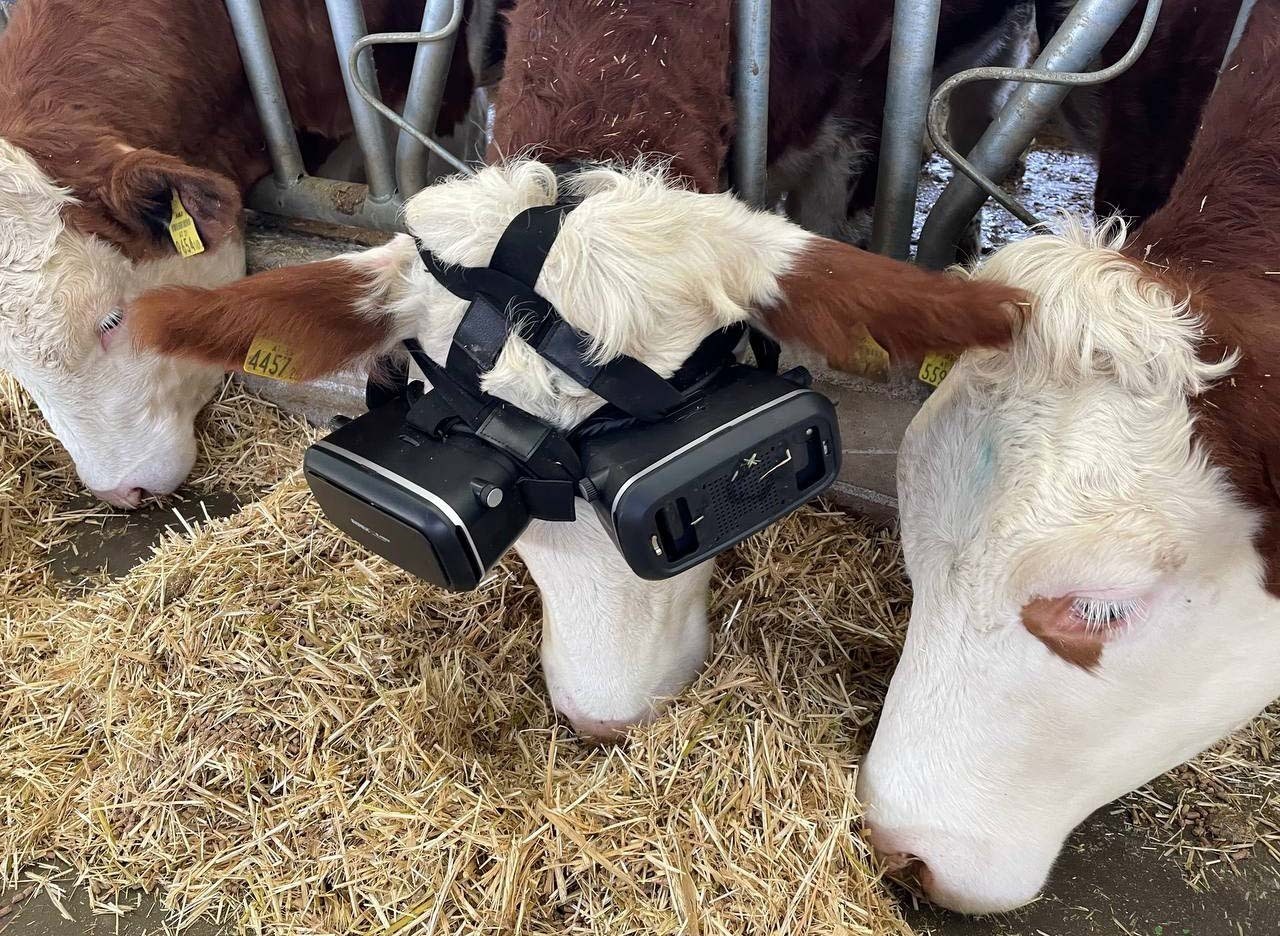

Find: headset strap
419;201;693;420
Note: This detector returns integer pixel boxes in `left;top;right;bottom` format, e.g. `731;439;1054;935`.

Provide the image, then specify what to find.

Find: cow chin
516;508;714;741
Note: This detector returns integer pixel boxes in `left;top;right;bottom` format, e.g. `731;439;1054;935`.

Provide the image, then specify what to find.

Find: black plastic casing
580;365;842;580
303;398;530;591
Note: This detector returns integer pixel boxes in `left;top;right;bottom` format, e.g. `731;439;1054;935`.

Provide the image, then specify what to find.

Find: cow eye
98;308;124;335
1069;597;1141;632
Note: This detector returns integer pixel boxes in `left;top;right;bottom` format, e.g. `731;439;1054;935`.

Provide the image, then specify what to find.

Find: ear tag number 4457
244;337;301;383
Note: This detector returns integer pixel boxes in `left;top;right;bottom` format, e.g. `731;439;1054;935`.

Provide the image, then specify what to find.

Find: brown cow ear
758;237;1030;372
100;148;242;254
129;258;394;382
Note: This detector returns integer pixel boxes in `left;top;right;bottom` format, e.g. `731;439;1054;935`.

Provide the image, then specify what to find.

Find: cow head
858;219;1280;913
0;137;240;507
127;160;1024;738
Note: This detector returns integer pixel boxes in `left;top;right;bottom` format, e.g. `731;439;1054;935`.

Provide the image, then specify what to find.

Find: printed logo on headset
303;198;842;591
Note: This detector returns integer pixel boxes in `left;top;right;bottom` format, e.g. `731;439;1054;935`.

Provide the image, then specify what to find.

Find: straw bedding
1;373;1276;935
1;375;915;935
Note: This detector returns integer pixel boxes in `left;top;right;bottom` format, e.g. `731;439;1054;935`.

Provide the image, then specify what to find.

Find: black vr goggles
303;198;842;591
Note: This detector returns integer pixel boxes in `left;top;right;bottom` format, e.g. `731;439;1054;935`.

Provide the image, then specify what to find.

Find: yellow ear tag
918;352;957;388
243;337;301;382
167;190;206;258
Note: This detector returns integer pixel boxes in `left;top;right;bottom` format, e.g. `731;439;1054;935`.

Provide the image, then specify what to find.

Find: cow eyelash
98;308;124;334
1069;597;1142;633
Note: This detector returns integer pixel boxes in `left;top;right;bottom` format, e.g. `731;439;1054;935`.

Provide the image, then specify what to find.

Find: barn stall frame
216;0;1257;262
221;0;775;229
0;0;1261;256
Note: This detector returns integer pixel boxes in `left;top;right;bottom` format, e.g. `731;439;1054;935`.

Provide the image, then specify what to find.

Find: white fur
344;161;815;735
857;219;1280;913
0;139;233;500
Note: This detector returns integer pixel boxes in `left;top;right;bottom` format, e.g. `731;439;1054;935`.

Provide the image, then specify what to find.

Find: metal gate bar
225;0;306;186
396;0;464;194
868;0;943;260
348;0;474;180
226;0;469;231
1219;0;1259;75
733;0;772;207
915;0;1149;267
324;0;398;202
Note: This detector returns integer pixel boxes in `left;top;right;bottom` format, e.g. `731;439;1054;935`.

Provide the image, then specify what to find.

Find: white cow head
0;138;240;507
858;219;1280;913
127;160;1025;737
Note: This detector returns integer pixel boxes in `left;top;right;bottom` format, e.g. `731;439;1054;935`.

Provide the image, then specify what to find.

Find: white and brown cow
859;2;1280;913
0;0;473;507
124;162;1025;738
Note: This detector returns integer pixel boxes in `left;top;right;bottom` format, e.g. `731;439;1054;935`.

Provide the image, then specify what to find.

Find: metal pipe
732;0;771;207
247;175;405;232
916;0;1148;267
325;0;399;201
350;18;475;177
1219;0;1258;75
395;0;464;195
868;0;944;259
223;0;307;186
925;0;1161;233
0;5;10;36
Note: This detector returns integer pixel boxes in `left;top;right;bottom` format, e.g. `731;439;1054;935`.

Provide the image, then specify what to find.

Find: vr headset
303;198;842;591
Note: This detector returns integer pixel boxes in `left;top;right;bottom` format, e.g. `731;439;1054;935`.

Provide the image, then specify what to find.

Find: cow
486;0;1034;244
857;1;1280;913
1044;0;1244;224
0;0;473;507
123;162;1027;738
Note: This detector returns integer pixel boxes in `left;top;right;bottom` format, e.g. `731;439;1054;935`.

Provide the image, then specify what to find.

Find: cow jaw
857;223;1280;914
0;139;237;503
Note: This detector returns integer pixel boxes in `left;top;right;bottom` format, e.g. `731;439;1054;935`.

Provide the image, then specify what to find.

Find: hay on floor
0;372;313;613
3;381;1277;934
2;455;915;934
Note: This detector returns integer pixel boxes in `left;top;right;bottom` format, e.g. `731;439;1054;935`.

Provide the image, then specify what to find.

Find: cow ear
129;256;397;382
757;237;1030;371
100;148;242;254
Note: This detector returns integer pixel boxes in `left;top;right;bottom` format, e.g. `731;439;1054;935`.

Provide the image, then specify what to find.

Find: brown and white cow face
0;140;236;506
858;221;1280;914
128;160;1025;737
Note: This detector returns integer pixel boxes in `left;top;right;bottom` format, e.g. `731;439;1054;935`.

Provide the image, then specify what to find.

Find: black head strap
419;201;692;420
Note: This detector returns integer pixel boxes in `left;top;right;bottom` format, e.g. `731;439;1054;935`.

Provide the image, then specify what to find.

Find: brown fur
1021;596;1103;671
1039;0;1238;223
0;0;474;261
488;0;1025;195
1126;1;1280;596
488;0;735;192
129;261;391;382
765;239;1031;368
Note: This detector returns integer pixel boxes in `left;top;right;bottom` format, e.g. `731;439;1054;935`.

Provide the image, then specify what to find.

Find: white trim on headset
607;388;814;520
311;440;486;574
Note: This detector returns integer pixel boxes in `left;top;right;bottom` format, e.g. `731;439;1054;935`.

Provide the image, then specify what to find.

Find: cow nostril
91;486;147;510
877;852;930;896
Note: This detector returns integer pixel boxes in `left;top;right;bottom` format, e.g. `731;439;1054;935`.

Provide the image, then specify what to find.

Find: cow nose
91;485;146;510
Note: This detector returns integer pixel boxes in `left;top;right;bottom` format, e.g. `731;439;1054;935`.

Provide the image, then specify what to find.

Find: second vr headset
303;197;842;591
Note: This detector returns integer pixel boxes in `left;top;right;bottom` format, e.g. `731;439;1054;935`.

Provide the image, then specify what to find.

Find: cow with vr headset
126;161;1024;739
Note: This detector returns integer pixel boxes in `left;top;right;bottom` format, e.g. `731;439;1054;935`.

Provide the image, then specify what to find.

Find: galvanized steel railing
224;0;468;232
226;0;774;233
